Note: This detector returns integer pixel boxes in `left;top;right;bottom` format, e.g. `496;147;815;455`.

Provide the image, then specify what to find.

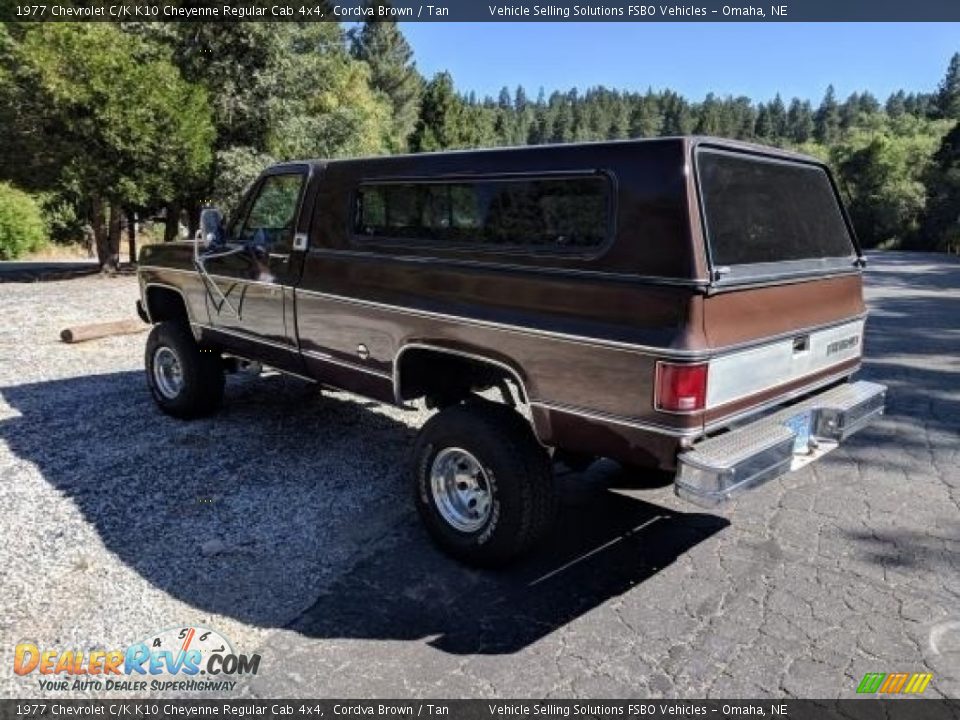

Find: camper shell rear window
696;148;857;280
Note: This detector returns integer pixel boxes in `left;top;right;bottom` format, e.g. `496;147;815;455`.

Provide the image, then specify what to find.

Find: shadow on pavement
290;463;727;655
0;369;726;655
0;260;100;283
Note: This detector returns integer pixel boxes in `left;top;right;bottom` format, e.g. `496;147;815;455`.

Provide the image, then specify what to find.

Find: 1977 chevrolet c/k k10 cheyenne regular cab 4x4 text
136;137;886;566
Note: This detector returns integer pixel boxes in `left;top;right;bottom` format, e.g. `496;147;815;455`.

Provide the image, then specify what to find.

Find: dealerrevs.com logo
14;626;261;693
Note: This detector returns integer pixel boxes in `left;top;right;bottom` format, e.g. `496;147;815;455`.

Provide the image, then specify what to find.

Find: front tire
411;401;556;567
145;321;224;419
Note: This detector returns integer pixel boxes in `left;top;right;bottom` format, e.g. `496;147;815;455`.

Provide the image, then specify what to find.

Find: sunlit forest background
1;13;959;268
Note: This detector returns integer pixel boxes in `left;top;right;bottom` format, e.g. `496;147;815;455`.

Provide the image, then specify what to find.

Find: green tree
886;91;908;118
755;104;774;140
132;22;389;235
787;99;815;143
268;29;390;161
350;7;423;152
731;96;756;140
696;93;723;135
833;121;948;248
660;92;693;135
935;52;960;119
9;23;213;269
412;72;473;151
920;121;960;252
768;94;787;140
815;85;841;144
628;91;661;138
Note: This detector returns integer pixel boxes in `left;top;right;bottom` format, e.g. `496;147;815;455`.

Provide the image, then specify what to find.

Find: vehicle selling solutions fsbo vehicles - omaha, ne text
136;137;887;566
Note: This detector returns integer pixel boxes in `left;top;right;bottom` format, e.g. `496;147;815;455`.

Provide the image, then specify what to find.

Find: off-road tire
411;400;557;567
145;321;224;419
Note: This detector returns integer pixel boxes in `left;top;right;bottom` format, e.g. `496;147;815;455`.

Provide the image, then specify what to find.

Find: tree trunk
127;210;138;265
103;203;122;273
92;195;110;269
186;201;201;241
164;202;181;243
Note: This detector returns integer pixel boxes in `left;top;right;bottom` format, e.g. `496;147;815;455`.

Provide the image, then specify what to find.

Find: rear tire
411;401;556;567
145;321;224;419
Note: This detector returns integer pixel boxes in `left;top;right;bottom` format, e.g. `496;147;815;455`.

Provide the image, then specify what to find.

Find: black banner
0;700;957;720
3;0;960;22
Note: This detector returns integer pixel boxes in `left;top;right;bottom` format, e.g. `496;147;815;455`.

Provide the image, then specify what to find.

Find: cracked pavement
0;251;957;699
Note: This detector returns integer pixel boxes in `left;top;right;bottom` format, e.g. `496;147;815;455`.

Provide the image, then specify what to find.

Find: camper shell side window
350;173;615;258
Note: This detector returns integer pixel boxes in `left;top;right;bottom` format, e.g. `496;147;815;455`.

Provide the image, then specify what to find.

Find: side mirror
199;207;224;248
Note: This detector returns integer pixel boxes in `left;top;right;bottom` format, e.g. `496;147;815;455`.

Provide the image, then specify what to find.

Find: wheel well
396;347;527;408
145;286;190;324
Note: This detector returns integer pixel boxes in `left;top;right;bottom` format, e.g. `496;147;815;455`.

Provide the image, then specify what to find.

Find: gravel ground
0;251;958;700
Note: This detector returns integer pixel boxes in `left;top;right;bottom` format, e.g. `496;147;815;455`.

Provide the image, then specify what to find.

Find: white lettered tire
411;400;556;567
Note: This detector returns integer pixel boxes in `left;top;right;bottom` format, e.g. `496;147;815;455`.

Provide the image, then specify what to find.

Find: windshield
697;149;857;271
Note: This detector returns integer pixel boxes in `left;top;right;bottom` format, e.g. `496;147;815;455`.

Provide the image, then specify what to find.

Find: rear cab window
696;148;858;283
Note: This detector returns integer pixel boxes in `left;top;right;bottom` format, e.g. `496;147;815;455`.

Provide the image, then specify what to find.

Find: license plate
784;411;812;453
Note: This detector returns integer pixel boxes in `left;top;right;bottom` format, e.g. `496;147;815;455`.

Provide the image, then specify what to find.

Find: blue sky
399;23;959;104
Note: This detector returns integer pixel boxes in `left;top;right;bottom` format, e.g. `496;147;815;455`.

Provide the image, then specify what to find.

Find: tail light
656;362;708;413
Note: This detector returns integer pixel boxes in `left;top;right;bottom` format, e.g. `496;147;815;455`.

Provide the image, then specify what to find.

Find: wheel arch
393;342;532;407
143;283;192;325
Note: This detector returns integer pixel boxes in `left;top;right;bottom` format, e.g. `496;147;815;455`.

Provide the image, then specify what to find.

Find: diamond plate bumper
676;380;887;507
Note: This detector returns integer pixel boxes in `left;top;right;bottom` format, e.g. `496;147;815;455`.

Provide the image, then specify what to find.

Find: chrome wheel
430;447;493;533
152;346;184;399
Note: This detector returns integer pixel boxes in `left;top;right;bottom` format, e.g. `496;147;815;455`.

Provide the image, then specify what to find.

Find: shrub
0;183;46;259
38;190;84;245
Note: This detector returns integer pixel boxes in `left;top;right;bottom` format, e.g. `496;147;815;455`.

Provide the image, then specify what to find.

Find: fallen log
60;318;146;344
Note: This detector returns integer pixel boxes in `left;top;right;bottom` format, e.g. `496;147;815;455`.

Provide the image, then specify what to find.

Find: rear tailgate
693;145;866;425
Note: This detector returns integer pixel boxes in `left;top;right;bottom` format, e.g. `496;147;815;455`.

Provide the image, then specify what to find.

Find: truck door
200;164;309;367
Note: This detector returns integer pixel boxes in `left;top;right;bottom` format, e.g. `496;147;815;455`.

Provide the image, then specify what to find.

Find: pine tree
696;93;722;135
628;91;661;138
550;94;572;143
935;52;960;119
840;92;861;131
350;5;423;152
731;97;756;140
905;92;936;118
754;104;774;141
411;72;465;151
886;90;907;118
787;99;814;143
815;85;841;144
660;91;693;135
514;85;528;113
858;91;881;115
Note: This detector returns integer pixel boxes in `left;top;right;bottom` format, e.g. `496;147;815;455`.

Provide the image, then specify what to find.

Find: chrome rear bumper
675;380;886;507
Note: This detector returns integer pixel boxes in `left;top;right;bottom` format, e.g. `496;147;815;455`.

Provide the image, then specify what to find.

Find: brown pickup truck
136;137;886;566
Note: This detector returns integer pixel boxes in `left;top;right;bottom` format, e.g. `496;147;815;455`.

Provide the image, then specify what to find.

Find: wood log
60;318;146;344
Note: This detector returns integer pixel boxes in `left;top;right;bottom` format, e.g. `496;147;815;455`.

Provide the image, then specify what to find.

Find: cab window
237;173;305;250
